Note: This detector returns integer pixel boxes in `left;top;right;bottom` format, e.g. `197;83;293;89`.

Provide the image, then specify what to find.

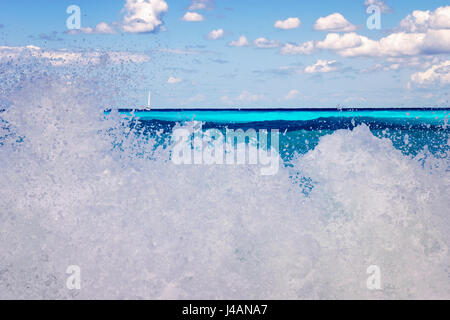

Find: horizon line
110;107;450;112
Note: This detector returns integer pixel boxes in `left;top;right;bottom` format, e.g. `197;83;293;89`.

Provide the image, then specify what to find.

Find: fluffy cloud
122;0;168;33
304;60;339;73
399;6;450;32
421;29;450;54
0;45;149;66
228;35;249;47
94;22;117;34
68;22;117;35
253;37;280;48
314;13;357;32
207;28;224;40
280;6;450;58
182;12;204;22
284;89;300;100
336;30;450;57
316;33;363;50
409;60;450;87
274;17;301;30
167;76;182;84
280;41;315;55
66;0;168;34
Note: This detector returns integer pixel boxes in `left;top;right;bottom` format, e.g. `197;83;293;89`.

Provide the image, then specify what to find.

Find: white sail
146;91;151;110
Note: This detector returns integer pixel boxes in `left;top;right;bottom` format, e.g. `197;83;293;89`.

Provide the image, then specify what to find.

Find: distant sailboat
145;90;151;111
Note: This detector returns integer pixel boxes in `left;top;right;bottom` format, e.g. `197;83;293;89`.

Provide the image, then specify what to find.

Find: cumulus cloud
122;0;168;33
182;12;204;22
253;37;280;48
280;41;315;55
336;30;450;57
284;89;300;100
66;0;169;34
0;45;149;66
364;0;391;13
409;60;450;87
68;22;117;35
304;60;339;73
167;76;182;84
274;17;301;30
279;6;450;59
228;35;249;47
207;28;224;40
314;13;357;32
399;6;450;32
316;32;363;50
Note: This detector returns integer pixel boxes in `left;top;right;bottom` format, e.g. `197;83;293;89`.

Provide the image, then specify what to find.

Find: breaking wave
0;75;449;299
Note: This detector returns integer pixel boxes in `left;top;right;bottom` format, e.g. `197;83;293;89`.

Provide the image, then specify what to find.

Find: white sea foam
0;80;449;299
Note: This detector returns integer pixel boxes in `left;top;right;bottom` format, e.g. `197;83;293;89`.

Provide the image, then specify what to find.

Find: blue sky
0;0;449;108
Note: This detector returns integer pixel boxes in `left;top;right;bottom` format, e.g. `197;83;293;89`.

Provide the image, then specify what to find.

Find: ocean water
1;77;449;299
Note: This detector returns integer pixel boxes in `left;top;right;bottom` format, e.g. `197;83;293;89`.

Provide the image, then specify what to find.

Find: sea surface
116;108;449;159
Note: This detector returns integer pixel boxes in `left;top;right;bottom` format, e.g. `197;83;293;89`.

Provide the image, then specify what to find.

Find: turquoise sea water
113;109;449;159
115;108;449;123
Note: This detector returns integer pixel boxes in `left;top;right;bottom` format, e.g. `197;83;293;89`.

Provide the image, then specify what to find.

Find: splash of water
0;75;449;299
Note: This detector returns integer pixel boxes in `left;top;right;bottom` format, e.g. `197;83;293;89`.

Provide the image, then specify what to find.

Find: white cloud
316;32;363;50
228;35;249;47
182;12;204;22
284;90;300;100
280;41;315;55
364;0;391;13
409;60;450;87
207;28;224;40
188;0;214;10
280;6;450;59
422;29;450;54
274;17;301;30
304;60;339;73
399;6;450;33
253;37;280;48
167;76;182;84
314;13;357;32
68;22;117;35
336;30;450;57
337;32;422;57
95;22;117;34
0;45;150;66
122;0;168;33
